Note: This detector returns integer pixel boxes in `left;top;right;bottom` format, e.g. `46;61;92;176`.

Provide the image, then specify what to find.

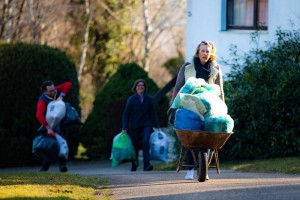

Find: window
226;0;268;30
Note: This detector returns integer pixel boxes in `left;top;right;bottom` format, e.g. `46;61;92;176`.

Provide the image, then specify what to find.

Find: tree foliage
221;28;300;160
0;42;80;167
163;56;185;76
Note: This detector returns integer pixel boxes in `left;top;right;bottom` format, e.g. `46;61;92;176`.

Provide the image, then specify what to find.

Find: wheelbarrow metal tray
174;129;233;149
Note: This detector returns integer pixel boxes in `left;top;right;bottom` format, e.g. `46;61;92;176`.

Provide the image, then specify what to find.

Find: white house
185;0;300;76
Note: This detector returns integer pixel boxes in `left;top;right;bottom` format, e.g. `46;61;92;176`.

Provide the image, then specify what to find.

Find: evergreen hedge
0;42;80;167
163;57;185;76
221;29;300;160
80;63;168;159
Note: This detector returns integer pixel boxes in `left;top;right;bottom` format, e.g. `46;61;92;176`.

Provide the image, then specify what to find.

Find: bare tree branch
0;0;10;38
78;0;93;80
10;0;26;42
97;0;124;23
138;0;185;71
141;0;152;70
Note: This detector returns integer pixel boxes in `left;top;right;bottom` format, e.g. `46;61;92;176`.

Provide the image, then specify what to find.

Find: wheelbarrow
174;129;233;182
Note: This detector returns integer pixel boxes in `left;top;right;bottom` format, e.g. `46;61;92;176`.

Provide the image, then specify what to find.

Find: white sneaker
184;169;194;180
206;174;209;180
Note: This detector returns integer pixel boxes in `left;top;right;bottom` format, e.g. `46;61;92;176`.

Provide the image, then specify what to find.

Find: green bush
80;63;168;159
0;42;80;167
221;29;300;160
163;56;185;76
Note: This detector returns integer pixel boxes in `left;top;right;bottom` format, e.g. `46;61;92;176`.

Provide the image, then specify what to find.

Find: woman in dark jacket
122;79;161;171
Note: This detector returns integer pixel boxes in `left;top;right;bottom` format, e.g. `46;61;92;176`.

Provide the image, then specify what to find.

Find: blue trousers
129;126;152;166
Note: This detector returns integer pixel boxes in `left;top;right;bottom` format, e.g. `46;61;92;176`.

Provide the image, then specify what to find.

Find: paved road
1;160;300;200
105;170;300;200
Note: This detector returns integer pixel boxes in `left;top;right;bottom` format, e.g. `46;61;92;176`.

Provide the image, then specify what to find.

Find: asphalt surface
1;159;300;200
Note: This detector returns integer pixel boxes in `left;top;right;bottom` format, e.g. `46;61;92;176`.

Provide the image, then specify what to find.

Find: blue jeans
129;126;153;166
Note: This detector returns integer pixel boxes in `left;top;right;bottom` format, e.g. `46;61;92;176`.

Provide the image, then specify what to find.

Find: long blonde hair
194;41;217;62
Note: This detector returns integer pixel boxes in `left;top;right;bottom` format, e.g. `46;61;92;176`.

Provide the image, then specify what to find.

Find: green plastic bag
111;132;136;167
204;114;234;133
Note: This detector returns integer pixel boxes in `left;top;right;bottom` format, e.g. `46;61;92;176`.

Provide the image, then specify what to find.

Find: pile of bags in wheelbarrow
171;77;234;133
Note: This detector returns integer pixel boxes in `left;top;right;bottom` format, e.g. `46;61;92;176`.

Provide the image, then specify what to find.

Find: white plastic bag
46;100;66;129
171;93;206;120
150;130;168;163
55;134;69;159
171;91;227;119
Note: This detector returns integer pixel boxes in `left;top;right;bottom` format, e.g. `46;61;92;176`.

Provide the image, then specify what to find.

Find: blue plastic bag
174;109;204;130
32;135;59;162
150;130;169;163
61;102;81;126
55;134;69;159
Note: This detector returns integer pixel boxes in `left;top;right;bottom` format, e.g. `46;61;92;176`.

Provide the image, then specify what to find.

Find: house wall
186;0;300;75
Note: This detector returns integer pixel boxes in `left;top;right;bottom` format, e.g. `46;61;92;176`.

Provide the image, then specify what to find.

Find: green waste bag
204;114;234;133
111;132;136;167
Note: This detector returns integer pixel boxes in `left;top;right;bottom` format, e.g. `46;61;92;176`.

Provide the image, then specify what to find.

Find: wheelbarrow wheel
197;151;208;182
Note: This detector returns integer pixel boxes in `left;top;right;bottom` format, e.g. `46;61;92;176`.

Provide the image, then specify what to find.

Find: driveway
1;160;300;200
102;167;300;200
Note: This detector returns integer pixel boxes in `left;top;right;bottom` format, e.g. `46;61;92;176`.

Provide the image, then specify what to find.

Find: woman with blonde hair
171;41;224;103
169;41;225;180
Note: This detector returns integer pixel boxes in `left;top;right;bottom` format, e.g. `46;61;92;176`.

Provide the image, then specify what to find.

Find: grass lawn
221;157;300;174
154;156;300;174
0;172;111;199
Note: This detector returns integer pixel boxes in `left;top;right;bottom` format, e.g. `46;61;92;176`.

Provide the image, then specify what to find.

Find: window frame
225;0;268;31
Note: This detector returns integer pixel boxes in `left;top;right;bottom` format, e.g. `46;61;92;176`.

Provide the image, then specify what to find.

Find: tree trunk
141;0;152;71
78;0;92;80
